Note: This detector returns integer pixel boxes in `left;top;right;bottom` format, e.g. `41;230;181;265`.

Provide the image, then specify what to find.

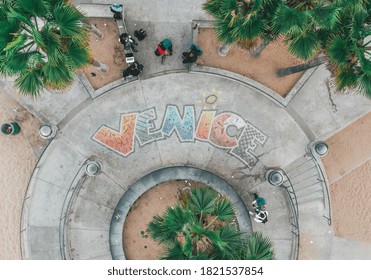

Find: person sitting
182;47;198;64
110;4;123;20
119;33;138;52
123;62;144;78
110;4;123;13
182;44;203;64
249;210;268;224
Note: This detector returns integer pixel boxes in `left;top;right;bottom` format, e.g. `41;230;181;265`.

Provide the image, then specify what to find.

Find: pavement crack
325;79;338;113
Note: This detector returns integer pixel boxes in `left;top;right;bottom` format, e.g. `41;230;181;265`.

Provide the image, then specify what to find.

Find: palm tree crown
0;0;91;96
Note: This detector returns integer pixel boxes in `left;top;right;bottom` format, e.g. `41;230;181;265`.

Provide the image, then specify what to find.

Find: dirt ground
81;18;127;90
0;92;45;259
123;180;196;260
322;112;371;242
197;28;306;97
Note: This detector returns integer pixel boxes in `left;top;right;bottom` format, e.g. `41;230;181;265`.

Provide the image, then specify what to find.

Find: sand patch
322;112;371;242
81;18;127;90
0;92;45;259
123;180;186;260
323;112;371;184
330;160;371;242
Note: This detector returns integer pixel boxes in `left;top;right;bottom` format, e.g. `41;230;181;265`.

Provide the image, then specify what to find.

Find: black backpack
134;29;147;41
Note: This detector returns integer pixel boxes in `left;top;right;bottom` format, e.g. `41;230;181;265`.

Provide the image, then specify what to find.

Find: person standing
249;193;268;223
252;193;267;211
154;38;173;64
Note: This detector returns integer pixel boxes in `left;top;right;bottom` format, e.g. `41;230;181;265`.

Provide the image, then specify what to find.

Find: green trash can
1;122;21;135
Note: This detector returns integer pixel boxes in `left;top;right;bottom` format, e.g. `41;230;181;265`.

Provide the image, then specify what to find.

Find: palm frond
310;5;341;29
213;198;235;222
0;18;21;37
40;25;62;65
147;216;177;245
64;42;91;70
273;4;310;35
327;36;352;67
187;187;218;217
335;66;358;90
15;67;43;96
51;3;89;44
287;29;321;59
211;225;242;257
42;62;74;90
231;14;264;40
238;232;275;260
357;70;371;97
203;0;222;17
3;33;27;53
2;52;31;75
162;205;193;233
214;18;236;44
161;241;189;260
15;0;50;17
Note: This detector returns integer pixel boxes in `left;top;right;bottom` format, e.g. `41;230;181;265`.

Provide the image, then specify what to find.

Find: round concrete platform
22;72;312;260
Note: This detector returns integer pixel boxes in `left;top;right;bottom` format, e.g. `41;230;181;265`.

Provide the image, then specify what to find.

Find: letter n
162;105;195;141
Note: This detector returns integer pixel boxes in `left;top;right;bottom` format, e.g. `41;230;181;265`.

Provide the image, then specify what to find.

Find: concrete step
295;183;323;196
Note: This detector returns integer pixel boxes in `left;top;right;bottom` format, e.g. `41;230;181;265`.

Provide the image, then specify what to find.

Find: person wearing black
123;62;143;78
182;47;198;64
119;33;138;52
182;44;202;64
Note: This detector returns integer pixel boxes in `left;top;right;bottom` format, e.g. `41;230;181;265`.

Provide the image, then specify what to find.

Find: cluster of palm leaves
147;186;275;260
0;0;91;96
203;0;370;97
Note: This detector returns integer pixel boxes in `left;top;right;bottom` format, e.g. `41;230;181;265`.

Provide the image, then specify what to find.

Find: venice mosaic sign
92;105;267;169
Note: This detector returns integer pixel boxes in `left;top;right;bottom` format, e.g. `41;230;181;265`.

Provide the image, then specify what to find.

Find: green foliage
204;0;370;96
0;0;91;96
148;186;274;260
203;0;281;46
237;232;275;260
187;187;218;217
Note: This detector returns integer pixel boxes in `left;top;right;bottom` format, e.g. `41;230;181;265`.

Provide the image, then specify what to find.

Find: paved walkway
1;0;371;260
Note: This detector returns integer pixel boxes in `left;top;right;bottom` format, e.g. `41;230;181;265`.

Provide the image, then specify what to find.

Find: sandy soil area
0;92;45;259
322;112;371;242
323;112;371;184
329;160;371;242
81;18;127;90
123;180;195;260
197;28;306;97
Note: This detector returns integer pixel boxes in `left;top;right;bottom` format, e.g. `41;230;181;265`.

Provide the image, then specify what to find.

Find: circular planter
109;166;252;260
1;122;21;135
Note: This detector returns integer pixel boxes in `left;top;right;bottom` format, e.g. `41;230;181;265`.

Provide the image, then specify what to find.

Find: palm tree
0;0;91;96
203;0;282;56
277;0;370;96
148;186;243;260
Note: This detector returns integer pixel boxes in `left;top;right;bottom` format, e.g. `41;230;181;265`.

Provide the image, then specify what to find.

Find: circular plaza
1;0;370;261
